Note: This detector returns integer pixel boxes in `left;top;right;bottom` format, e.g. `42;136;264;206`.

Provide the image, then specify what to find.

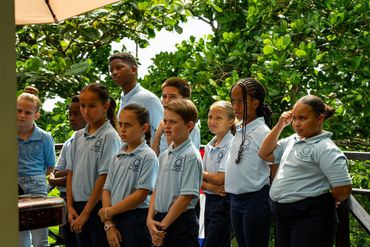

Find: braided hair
230;78;272;164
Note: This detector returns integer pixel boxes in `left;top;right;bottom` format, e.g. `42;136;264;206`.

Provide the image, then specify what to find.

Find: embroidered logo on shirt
241;135;253;153
29;143;42;156
129;157;142;172
216;151;225;164
91;138;103;153
295;144;314;161
171;157;184;172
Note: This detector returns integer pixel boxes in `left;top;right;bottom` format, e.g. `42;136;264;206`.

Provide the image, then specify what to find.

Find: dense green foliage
141;0;369;148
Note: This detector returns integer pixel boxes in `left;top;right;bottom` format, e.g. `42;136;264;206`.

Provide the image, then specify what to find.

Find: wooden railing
336;151;370;247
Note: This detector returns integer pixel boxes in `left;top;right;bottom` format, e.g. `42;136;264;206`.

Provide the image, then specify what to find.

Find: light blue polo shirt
159;122;201;153
203;130;233;194
155;138;203;213
225;117;270;194
54;133;76;192
18;124;55;177
118;83;164;140
104;142;158;207
67;121;122;202
270;131;352;203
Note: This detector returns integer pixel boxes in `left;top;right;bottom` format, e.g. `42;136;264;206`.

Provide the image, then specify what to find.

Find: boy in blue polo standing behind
147;99;202;247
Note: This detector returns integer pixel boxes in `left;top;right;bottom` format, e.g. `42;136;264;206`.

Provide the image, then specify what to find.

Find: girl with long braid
224;78;272;247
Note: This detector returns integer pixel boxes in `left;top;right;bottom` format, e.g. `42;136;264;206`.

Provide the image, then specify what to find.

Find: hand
67;206;79;228
106;227;122;247
278;110;293;128
156;121;165;136
147;218;166;246
214;185;227;197
71;212;89;234
98;207;112;222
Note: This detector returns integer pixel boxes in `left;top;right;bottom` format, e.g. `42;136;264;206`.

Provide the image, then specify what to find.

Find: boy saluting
147;99;202;247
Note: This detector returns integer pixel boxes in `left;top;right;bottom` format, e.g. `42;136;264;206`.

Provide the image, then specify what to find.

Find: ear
252;98;260;109
34;111;40;121
130;65;138;75
142;122;150;133
186;121;195;132
317;113;325;124
103;101;110;112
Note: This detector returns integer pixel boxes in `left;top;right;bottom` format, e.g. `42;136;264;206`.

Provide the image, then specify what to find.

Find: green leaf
263;45;275;55
65;62;90;75
295;49;307;57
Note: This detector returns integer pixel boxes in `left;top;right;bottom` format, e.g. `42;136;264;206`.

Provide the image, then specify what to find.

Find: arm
152;121;164;156
203;171;225;186
259;111;292;162
332;184;352;202
146;190;166;246
202;181;226;196
99;189;149;222
160;195;193;230
71;174;107;233
48;169;67;187
66;171;79;225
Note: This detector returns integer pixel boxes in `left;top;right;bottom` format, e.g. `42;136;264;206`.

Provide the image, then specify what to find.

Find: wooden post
336;203;350;247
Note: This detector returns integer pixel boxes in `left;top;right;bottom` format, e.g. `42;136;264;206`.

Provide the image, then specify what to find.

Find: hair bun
24;86;39;96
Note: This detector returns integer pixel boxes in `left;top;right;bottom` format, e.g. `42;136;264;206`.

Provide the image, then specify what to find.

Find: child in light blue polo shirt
147;99;202;247
98;104;158;247
48;95;86;247
201;101;235;247
17;86;55;247
225;78;273;247
152;77;201;156
66;83;122;247
259;95;352;247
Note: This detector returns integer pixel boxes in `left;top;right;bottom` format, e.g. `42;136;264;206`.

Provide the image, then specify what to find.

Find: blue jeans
203;194;232;247
18;175;49;247
270;193;337;247
230;185;271;247
113;208;151;247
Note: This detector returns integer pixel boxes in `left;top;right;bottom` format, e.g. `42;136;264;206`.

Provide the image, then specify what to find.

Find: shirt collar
116;141;147;158
237;117;265;135
83;120;111;138
209;130;233;149
168;138;192;155
293;130;332;144
121;83;140;99
20;123;42;141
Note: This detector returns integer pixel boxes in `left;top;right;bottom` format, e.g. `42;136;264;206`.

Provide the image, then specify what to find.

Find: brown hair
210;100;236;135
122;104;151;145
80;83;117;129
17;86;41;112
162;77;191;99
164;99;198;124
297;95;335;119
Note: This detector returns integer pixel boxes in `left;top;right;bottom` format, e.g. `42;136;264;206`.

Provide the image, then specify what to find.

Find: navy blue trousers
154;209;199;247
203;194;232;247
73;201;109;247
230;185;271;247
60;192;78;247
270;193;337;247
113;208;151;247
